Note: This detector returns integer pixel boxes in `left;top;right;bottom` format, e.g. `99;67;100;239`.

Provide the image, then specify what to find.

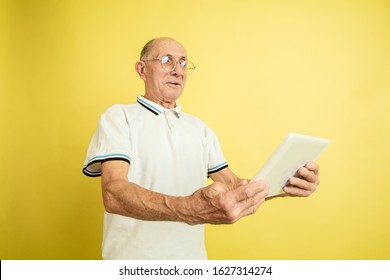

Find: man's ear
135;61;147;80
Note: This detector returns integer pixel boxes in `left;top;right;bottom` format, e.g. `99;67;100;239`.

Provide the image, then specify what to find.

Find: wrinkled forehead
151;39;187;58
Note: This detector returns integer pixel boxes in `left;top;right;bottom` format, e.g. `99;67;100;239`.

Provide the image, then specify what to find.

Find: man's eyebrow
164;53;187;59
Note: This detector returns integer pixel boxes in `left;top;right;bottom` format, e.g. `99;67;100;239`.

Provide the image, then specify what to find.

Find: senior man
82;37;320;259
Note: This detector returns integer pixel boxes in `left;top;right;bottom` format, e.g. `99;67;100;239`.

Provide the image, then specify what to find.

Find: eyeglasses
142;55;196;75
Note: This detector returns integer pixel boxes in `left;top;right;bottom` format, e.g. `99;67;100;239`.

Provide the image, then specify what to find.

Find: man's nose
171;64;186;76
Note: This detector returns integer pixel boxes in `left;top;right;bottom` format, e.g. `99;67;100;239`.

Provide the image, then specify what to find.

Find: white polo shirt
83;96;228;259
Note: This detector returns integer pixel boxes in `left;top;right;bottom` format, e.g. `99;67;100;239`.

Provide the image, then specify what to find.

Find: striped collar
137;96;182;117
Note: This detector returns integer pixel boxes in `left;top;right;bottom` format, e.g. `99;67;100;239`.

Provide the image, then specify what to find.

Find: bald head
140;37;186;60
140;39;156;60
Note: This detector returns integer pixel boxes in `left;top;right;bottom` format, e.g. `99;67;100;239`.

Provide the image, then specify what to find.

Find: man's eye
161;56;171;64
180;60;187;68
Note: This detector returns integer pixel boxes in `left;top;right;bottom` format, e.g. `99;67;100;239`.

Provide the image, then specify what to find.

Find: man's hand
283;161;320;197
181;180;269;225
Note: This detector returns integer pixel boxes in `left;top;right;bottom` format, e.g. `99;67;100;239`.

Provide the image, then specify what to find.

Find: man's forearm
102;179;191;222
101;161;268;225
101;179;269;226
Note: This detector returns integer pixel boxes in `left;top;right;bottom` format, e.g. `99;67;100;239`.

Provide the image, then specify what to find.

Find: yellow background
1;0;389;259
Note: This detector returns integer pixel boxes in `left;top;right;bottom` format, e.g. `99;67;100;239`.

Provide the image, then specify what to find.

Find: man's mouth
167;81;181;87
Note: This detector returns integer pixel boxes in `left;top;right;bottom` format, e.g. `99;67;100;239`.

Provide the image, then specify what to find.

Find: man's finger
283;185;313;197
288;175;316;190
305;161;319;175
235;188;268;218
230;180;268;202
296;167;317;183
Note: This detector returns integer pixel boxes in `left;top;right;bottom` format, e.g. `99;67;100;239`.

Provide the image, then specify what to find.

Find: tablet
251;133;330;197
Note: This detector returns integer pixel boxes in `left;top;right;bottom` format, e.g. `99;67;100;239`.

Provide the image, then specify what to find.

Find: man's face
142;39;188;106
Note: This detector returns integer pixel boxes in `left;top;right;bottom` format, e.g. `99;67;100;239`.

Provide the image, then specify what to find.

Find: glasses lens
179;60;187;68
160;55;175;71
158;56;195;75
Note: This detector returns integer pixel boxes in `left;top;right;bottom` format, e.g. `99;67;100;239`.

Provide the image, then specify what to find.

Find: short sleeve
205;126;228;175
82;105;132;177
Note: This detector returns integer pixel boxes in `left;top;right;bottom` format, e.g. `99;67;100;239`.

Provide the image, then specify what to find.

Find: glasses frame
142;55;196;75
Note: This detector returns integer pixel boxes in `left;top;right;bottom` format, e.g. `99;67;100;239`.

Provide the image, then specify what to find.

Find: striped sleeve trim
82;153;131;177
207;162;229;175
